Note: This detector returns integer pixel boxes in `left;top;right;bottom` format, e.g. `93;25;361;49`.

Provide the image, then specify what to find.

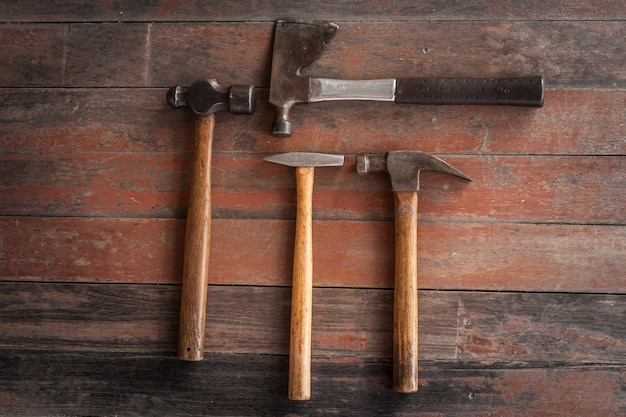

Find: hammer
269;20;544;136
356;151;471;393
167;79;256;360
264;152;344;400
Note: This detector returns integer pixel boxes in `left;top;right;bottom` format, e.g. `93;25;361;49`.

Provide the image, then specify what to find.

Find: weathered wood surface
4;1;626;22
2;89;625;155
2;283;625;365
2;152;624;224
1;218;624;292
2;22;626;88
1;2;625;416
1;350;624;417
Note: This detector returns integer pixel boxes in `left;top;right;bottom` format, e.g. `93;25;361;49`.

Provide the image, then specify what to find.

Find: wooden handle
393;191;419;392
178;114;215;361
289;166;315;400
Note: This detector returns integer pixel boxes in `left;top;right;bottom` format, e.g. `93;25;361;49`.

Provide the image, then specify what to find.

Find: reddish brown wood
178;114;214;360
1;152;623;225
1;7;625;414
1;218;624;292
393;191;419;393
2;89;625;156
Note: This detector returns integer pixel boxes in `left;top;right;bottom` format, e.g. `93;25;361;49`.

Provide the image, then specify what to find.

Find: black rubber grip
395;76;544;107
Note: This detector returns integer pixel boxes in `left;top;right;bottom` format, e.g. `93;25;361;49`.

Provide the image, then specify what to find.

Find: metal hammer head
356;151;471;192
269;20;338;137
264;152;344;168
167;79;256;115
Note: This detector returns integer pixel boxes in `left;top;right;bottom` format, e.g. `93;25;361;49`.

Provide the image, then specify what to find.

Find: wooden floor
1;2;625;416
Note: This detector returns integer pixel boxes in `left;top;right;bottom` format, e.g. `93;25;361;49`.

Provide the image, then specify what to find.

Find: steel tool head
356;151;471;192
167;79;256;115
264;152;344;168
269;20;338;137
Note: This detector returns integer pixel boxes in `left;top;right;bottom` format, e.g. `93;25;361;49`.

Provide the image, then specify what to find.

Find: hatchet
269;20;544;136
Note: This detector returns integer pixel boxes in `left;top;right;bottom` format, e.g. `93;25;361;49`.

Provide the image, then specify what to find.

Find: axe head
357;151;471;192
269;20;338;137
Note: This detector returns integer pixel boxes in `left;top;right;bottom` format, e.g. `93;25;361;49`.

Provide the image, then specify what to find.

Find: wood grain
178;114;214;361
2;22;626;88
289;166;314;400
2;89;625;156
1;3;625;414
1;152;623;224
4;1;626;22
393;191;419;392
1;218;624;292
0;350;624;416
2;284;625;365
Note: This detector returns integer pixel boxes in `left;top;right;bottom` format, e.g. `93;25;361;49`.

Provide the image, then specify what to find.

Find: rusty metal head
167;79;256;115
269;20;338;137
264;152;344;168
356;151;471;192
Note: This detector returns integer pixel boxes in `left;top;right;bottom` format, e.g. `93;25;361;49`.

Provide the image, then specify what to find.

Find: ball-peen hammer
167;79;256;360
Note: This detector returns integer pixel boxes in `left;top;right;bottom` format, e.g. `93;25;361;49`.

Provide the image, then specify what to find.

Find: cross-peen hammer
264;152;344;400
356;151;471;393
268;20;544;136
167;79;256;360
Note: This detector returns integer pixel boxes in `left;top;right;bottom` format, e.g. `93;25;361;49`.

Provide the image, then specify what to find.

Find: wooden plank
1;218;624;292
0;350;624;416
2;88;625;155
65;23;151;87
1;152;624;225
3;1;626;22
457;292;626;364
2;22;626;88
1;283;626;365
0;283;458;360
0;25;67;87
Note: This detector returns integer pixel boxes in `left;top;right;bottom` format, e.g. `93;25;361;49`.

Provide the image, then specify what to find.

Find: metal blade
263;152;344;168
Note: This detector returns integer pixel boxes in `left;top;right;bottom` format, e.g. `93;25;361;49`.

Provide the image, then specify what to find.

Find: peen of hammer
356;151;471;393
264;152;344;400
268;20;544;136
167;79;256;360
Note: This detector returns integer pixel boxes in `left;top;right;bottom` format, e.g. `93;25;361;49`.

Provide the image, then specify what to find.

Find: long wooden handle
178;114;214;361
289;166;315;400
393;191;419;392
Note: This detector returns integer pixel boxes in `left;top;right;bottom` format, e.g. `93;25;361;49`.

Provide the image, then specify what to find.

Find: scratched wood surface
1;2;625;416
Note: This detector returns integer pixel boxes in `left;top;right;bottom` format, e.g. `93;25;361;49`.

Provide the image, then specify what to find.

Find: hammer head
264;152;344;168
167;79;256;115
356;151;471;192
269;20;338;137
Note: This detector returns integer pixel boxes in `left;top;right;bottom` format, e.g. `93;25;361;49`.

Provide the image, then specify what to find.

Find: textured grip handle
396;76;544;107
